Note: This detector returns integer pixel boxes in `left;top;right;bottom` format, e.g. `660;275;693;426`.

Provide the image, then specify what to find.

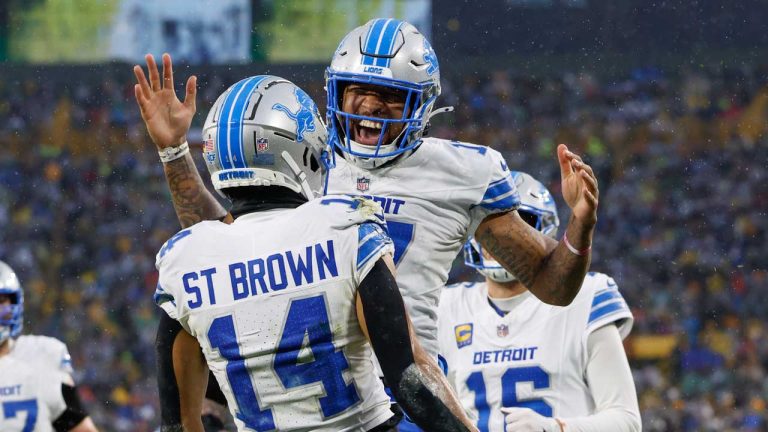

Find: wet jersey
327;137;520;356
437;273;633;432
155;196;394;432
0;355;66;432
11;335;74;381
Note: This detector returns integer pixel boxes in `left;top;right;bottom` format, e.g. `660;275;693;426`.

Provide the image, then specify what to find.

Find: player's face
341;83;407;146
0;294;11;344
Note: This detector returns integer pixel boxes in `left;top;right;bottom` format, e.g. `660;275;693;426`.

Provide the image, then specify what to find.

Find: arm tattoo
475;223;540;288
164;152;228;228
477;213;590;305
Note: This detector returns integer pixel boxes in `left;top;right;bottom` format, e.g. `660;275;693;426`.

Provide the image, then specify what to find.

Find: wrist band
563;231;591;256
158;141;190;163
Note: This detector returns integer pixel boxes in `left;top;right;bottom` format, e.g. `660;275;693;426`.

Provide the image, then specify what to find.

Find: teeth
359;119;382;130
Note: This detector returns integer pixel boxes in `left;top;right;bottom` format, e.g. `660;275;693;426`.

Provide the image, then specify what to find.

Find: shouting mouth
353;119;385;146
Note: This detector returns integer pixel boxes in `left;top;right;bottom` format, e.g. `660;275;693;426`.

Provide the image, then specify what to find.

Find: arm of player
475;144;597;305
355;256;479;432
156;313;208;432
173;328;209;432
502;325;641;432
51;383;99;432
133;53;231;228
563;324;641;431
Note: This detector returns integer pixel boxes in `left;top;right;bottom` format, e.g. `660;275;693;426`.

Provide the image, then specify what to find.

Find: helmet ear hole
518;210;539;230
309;154;320;172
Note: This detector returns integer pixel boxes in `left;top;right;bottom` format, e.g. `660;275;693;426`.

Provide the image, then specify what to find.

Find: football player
0;260;99;432
138;72;477;431
135;17;599;429
138;19;597;349
438;172;641;432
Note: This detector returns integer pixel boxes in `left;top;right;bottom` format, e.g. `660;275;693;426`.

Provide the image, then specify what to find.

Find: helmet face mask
203;76;330;200
326;19;441;169
464;172;560;283
0;260;23;344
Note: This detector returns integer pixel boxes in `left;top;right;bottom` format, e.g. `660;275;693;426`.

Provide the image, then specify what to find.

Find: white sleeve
468;149;520;231
560;325;641;432
153;228;195;322
41;372;67;422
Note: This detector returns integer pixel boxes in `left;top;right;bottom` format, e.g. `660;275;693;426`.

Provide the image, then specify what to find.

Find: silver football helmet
325;18;442;169
0;260;23;344
464;172;560;283
203;76;329;199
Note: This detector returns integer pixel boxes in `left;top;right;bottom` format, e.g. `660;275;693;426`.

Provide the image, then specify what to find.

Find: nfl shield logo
357;177;370;192
497;324;509;337
203;138;215;153
256;138;269;152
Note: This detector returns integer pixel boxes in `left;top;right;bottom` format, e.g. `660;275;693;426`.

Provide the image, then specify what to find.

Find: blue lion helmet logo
272;88;317;142
423;39;439;76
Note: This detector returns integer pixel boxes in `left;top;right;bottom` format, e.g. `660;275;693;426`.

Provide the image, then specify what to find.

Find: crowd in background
0;62;766;431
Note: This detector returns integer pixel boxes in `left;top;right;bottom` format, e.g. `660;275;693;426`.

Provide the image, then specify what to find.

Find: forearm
408;329;476;431
358;260;476;432
559;408;640;432
163;152;230;228
561;326;640;432
530;215;593;305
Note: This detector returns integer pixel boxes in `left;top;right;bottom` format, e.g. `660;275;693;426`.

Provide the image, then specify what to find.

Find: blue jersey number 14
207;295;360;431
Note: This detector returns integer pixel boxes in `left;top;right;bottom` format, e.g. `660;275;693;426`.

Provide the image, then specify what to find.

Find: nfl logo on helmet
357;177;370;192
256;138;269;152
497;324;509;337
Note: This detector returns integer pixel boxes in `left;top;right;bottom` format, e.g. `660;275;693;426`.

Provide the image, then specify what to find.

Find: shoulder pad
319;195;388;231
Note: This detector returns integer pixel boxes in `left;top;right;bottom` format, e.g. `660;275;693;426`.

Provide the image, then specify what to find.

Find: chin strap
281;151;315;200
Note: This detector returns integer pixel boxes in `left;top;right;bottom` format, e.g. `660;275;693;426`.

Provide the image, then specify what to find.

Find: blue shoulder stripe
153;284;176;307
588;301;629;324
482;174;515;201
591;289;623;309
357;222;393;270
479;194;520;211
589;282;629;324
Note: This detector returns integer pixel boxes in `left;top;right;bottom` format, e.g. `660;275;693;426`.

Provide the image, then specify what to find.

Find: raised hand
133;53;197;149
557;144;598;227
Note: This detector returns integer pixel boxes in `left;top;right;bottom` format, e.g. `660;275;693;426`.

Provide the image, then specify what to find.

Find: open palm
133;53;197;149
558;144;598;226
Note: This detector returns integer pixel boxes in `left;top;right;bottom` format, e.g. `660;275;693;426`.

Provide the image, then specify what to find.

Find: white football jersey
327;137;519;356
437;272;633;432
155;196;394;432
0;355;66;432
11;335;74;381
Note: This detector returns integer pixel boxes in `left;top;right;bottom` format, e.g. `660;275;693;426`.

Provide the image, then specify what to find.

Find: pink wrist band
563;231;591;256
